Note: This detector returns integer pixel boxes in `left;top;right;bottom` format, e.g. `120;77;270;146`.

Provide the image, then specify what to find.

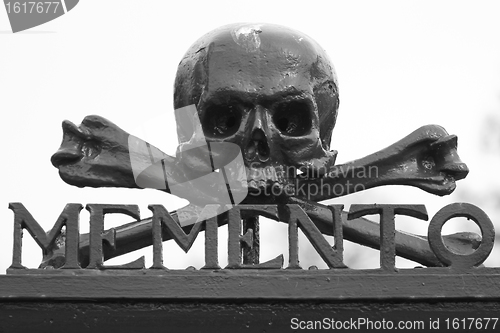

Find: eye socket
203;104;242;138
272;101;312;136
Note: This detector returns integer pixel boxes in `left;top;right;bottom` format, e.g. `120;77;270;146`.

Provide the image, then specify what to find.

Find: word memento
8;201;494;272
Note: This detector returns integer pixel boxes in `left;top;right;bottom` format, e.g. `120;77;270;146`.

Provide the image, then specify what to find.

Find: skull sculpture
48;23;472;268
174;23;339;197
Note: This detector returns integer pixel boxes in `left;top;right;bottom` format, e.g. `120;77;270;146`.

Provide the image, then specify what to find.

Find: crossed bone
45;115;473;268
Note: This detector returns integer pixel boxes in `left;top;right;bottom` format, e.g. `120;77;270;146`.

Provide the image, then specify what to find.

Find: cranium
174;23;339;197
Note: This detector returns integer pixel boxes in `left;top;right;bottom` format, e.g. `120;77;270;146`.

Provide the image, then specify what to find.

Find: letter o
428;203;495;268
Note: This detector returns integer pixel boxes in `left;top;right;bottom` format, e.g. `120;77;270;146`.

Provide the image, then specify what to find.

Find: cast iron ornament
37;23;494;269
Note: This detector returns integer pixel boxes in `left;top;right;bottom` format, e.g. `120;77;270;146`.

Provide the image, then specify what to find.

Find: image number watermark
5;2;60;14
3;0;79;33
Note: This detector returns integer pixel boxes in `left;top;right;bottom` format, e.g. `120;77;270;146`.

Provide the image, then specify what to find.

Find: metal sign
5;23;496;274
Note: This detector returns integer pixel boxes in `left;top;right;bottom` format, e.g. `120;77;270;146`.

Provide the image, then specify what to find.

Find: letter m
8;203;83;269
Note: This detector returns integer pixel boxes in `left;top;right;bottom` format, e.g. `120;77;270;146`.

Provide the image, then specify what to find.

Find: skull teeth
245;165;290;192
247;179;271;191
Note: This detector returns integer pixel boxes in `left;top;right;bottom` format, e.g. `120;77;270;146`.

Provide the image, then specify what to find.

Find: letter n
287;204;346;268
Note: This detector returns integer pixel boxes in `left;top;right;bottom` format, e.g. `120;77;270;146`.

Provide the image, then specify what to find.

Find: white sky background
1;0;500;272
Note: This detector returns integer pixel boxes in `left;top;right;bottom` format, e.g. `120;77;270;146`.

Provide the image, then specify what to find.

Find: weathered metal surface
1;300;498;333
2;270;500;299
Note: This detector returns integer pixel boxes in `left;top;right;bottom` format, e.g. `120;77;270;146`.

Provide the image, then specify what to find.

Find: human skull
174;23;339;197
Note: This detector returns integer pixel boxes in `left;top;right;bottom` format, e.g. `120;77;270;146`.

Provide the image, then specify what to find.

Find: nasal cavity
245;128;270;162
